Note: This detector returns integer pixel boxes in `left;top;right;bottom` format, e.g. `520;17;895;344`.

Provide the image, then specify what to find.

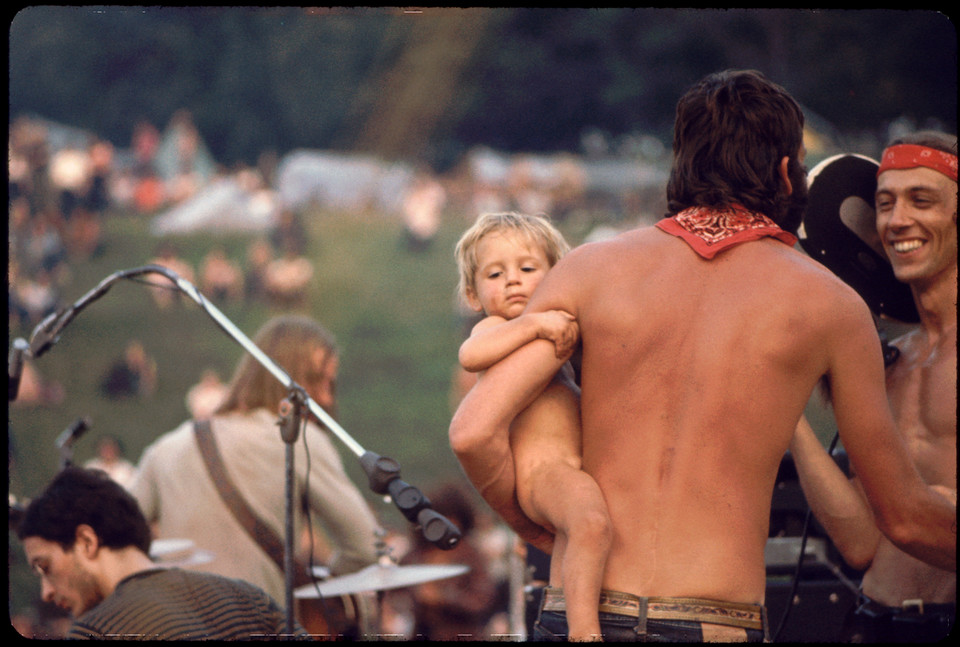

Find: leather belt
541;586;766;632
858;595;955;618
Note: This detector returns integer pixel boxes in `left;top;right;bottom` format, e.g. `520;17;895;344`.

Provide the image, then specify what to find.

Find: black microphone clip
359;451;462;550
56;417;92;451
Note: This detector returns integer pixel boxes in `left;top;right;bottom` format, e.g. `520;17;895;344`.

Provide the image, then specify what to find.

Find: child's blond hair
454;212;570;305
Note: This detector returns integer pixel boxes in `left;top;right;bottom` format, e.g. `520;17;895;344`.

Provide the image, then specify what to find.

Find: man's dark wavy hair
666;69;806;228
16;466;152;554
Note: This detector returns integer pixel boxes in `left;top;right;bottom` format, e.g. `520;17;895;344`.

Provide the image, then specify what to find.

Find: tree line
9;7;956;170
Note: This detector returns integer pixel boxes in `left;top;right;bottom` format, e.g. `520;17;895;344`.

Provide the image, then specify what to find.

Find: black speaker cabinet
766;576;858;642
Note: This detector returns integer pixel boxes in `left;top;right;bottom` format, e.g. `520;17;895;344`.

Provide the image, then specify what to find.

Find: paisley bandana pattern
877;144;958;182
656;204;798;259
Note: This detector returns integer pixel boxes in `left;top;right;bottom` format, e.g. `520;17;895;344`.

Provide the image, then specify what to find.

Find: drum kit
294;559;472;640
294;529;471;640
294;560;470;599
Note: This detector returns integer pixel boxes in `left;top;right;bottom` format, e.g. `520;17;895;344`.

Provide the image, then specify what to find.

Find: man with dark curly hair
16;467;306;640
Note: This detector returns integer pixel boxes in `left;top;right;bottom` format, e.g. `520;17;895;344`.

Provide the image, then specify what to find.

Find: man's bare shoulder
766;247;888;375
579;226;863;301
574;224;659;251
556;225;664;273
773;245;872;310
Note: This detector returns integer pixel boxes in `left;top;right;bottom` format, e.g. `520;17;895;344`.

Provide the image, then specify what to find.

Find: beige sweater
130;408;381;606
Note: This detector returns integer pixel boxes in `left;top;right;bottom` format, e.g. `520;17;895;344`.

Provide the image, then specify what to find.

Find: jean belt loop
761;604;770;642
902;599;924;614
634;595;649;639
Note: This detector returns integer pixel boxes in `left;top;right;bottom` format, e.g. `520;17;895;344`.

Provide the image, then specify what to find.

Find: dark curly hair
666;69;806;231
16;466;152;555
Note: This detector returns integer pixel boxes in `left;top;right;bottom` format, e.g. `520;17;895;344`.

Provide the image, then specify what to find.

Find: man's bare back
523;225;912;604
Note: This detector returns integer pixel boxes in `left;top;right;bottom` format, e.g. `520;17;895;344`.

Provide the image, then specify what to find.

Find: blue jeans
533;609;768;642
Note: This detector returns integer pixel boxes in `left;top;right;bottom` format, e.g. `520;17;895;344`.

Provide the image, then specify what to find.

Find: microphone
56;417;92;450
359;451;462;550
8;338;29;402
418;508;462;550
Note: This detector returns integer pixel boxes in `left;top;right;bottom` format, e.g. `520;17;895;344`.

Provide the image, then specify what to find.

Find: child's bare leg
525;466;611;641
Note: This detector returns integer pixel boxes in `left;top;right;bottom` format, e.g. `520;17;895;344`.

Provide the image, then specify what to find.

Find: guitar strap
193;418;288;574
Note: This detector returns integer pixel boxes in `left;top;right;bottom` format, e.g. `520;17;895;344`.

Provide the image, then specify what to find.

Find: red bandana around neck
656;205;798;259
877;144;958;182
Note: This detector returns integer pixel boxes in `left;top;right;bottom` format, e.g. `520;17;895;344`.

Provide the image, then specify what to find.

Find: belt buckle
902;599;924;614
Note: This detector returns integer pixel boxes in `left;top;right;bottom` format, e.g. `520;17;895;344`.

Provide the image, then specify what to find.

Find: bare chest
886;333;957;485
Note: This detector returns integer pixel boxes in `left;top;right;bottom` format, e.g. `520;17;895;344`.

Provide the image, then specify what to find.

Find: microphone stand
11;265;463;635
277;386;307;621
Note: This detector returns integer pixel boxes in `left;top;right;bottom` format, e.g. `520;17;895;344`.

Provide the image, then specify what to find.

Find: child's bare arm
459;311;578;373
459;315;527;372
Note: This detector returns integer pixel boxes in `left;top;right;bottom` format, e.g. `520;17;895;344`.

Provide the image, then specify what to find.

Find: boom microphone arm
9;267;162;402
28;266;160;359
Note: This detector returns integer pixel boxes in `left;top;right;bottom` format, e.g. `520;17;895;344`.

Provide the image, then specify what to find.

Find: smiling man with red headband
791;130;956;642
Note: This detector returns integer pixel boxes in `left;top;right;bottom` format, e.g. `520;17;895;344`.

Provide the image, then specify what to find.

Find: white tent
150;176;279;235
275;150;414;214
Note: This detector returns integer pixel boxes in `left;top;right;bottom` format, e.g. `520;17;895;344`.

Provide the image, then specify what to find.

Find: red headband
877;144;958;182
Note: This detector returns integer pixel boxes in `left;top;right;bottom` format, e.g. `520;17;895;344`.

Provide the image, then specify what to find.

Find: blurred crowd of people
7;109;640;418
7;113;323;411
9;116;113;408
9;117;108;331
8;110;653;345
8;111;212;328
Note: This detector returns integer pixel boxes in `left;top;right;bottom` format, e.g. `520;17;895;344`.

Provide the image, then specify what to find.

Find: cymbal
149;538;214;568
150;538;195;559
294;562;470;598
